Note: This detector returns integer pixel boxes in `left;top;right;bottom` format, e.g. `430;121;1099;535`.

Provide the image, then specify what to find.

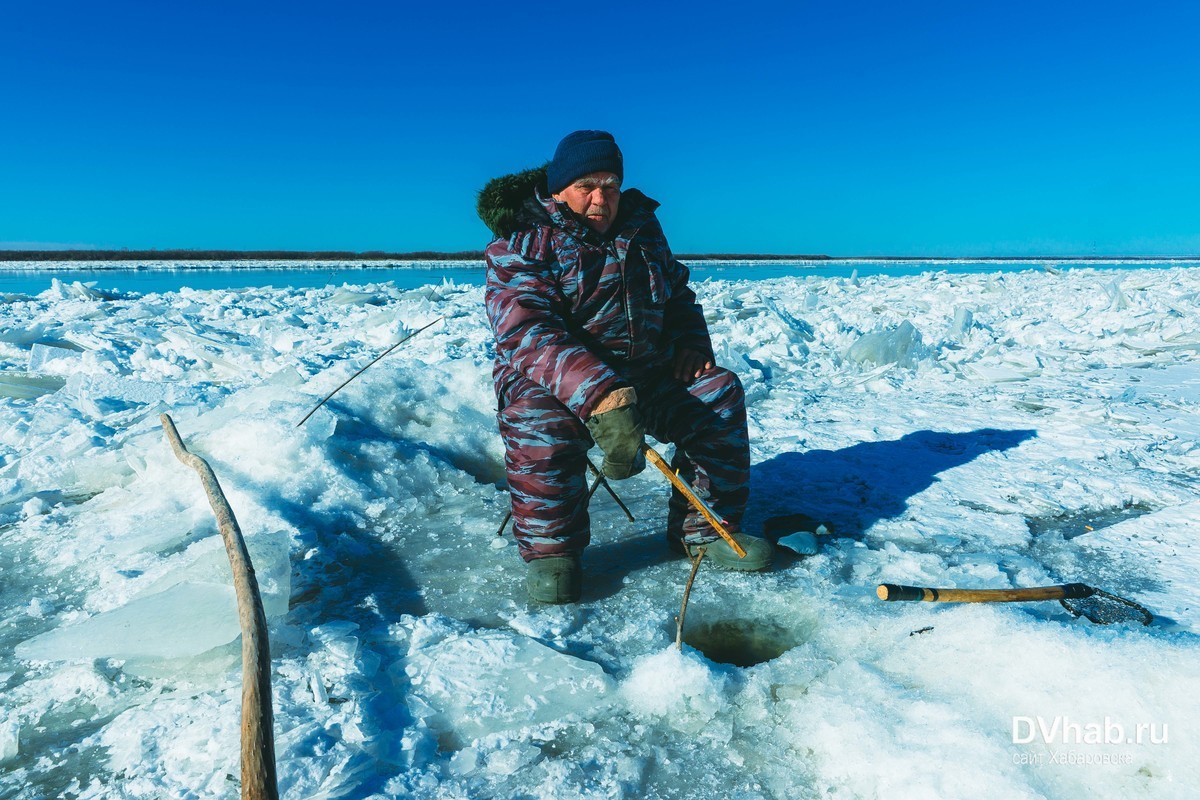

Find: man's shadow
746;428;1038;541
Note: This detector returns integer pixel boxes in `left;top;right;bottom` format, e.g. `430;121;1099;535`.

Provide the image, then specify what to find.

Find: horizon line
2;248;1199;263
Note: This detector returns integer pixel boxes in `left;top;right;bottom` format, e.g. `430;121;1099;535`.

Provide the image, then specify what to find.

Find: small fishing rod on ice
296;316;445;428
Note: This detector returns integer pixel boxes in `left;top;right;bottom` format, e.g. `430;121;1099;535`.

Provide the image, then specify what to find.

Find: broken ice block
329;288;383;306
763;297;815;342
141;530;291;618
404;630;614;744
28;342;85;373
0;720;17;765
15;581;240;662
963;364;1031;383
44;279;117;301
64;373;174;405
0;372;66;400
846;321;924;368
947;308;975;341
1105;280;1131;311
778;531;819;555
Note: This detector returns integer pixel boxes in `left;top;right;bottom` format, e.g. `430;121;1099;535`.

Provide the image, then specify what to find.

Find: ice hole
682;616;810;668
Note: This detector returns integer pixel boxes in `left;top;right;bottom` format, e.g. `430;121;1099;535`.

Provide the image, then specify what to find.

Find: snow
1;266;1199;798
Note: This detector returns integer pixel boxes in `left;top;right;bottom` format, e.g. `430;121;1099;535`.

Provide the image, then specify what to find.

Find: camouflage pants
498;366;749;562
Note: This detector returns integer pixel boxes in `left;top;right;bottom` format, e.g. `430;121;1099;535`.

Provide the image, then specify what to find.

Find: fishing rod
296;317;444;428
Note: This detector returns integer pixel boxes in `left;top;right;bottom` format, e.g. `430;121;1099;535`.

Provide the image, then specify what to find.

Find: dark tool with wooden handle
876;582;1153;625
877;583;1095;603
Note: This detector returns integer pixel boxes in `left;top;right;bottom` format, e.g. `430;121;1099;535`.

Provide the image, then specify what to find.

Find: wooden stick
643;446;747;559
161;414;279;800
877;583;1096;603
675;546;706;650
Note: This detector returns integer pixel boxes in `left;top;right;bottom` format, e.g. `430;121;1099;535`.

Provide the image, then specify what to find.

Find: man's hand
673;348;713;383
585;403;646;480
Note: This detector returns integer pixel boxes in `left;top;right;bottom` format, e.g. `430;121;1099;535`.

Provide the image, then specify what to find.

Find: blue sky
2;0;1198;256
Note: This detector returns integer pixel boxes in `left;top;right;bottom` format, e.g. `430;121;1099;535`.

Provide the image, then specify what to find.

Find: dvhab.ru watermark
1013;716;1168;746
1011;716;1168;767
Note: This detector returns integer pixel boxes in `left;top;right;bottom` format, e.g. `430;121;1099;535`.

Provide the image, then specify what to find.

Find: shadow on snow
583;428;1038;593
746;427;1039;540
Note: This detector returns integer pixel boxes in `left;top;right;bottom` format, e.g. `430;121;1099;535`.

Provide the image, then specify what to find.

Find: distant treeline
0;249;832;262
0;249;487;262
678;253;830;261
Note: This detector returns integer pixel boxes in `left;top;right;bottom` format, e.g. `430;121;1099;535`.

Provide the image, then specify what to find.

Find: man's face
552;171;621;234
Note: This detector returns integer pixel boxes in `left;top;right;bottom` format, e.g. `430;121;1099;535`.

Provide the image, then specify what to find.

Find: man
478;130;772;603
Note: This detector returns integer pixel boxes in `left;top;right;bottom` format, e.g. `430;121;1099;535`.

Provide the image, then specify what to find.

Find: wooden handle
877;583;1095;603
643;446;747;559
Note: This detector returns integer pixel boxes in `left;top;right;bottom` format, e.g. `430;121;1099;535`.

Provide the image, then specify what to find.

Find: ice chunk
21;496;51;518
64;372;175;405
28;342;85;373
0;372;66;400
485;742;542;776
763;297;815;341
15;581;240;662
0;721;17;765
404;630;615;743
90;492;206;557
161;329;246;374
846;321;925;368
328;288;383;306
1105;279;1130;311
43;278;118;301
26;597;55;618
778;531;819;555
141;530;291;618
0;322;53;347
741;353;773;380
311;621;361;663
946;307;975;341
963;364;1030;383
407;614;469;651
263;366;306;388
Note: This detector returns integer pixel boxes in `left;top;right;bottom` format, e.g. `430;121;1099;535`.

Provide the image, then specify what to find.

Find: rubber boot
526;555;582;603
670;533;773;571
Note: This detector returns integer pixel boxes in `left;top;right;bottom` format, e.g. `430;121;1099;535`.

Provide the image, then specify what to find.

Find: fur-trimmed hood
476;165;657;240
476;165;553;239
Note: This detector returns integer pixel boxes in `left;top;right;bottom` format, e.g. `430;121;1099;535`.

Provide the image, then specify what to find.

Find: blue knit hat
546;130;624;194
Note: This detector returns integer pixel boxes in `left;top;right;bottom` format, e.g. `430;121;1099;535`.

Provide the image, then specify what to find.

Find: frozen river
2;264;1199;798
2;258;1198;295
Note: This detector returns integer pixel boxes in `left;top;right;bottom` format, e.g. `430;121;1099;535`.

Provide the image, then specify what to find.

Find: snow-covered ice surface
2;268;1199;798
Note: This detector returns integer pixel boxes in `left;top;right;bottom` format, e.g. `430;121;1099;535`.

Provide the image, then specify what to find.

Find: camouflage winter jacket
478;166;713;420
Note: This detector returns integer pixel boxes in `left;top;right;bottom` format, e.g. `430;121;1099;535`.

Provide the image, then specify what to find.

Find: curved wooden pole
877;583;1095;603
161;414;279;800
